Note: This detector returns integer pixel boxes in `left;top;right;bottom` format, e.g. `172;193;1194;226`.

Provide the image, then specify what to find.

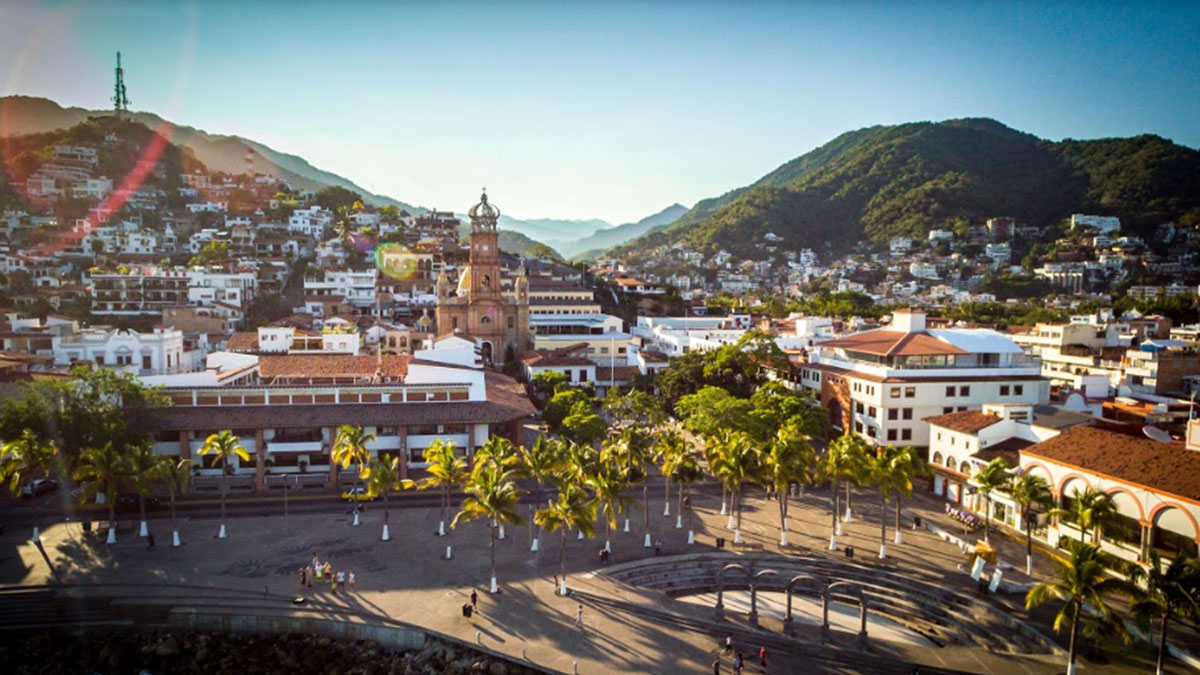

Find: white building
801;309;1048;447
1071;214;1121;234
304;267;378;309
52;327;188;376
186;202;227;214
288;206;334;238
186;268;258;308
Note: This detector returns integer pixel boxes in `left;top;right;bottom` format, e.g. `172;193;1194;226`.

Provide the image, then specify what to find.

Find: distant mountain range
609;118;1200;259
497;203;688;259
0;95;418;211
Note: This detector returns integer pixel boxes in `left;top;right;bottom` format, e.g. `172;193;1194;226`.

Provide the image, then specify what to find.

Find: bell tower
467;189;501;298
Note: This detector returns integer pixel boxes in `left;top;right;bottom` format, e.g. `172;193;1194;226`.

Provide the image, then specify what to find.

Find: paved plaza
0;480;1187;674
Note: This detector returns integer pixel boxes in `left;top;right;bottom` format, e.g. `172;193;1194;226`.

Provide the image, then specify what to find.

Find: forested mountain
610;118;1200;258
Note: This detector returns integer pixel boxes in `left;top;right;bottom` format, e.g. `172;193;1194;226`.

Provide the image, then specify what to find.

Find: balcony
268;440;324;453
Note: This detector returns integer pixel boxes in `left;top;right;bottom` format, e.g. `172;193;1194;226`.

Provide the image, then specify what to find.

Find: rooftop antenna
112;52;130;118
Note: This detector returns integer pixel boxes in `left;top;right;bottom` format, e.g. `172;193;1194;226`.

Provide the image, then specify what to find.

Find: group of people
715;635;767;674
299;551;356;595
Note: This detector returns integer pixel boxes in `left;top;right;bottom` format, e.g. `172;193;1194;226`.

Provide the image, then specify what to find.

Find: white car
21;478;58;498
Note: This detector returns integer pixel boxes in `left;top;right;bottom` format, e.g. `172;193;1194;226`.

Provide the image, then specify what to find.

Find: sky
2;1;1199;224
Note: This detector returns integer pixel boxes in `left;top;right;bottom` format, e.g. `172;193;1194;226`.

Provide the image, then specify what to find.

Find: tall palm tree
535;482;596;596
475;435;518;539
654;429;688;518
869;444;908;559
513;435;562;552
0;429;56;541
761;420;815;547
126;442;160;538
886;444;926;547
363;455;413;542
1026;541;1137;675
75;442;127;544
1130;551;1200;675
701;433;730;518
710;430;758;545
587;458;637;554
197;430;250;539
1007;473;1053;575
836;435;870;524
332;424;375;527
151;456;191;547
972;457;1012;544
611;425;654;546
822;433;869;550
452;458;523;593
662;441;703;544
1058;486;1121;545
418;439;468;558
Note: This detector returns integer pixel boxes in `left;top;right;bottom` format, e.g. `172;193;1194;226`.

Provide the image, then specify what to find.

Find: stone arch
480;341;494;365
1148;503;1200;539
1058;474;1093;498
1105;486;1146;522
932;451;943;465
1149;503;1200;557
1020;461;1054;482
959;460;970;474
945;455;957;468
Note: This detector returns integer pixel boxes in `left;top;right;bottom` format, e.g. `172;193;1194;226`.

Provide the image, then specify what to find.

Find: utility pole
112;52;130;118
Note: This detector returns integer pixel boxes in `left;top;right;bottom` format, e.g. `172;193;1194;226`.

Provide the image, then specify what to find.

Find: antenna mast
112;52;130;118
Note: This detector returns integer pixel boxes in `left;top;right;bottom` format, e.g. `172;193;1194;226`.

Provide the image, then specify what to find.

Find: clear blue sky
3;1;1199;224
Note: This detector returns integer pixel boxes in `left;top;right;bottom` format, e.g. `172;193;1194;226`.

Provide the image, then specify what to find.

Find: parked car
21;478;58;498
115;494;160;514
341;486;374;502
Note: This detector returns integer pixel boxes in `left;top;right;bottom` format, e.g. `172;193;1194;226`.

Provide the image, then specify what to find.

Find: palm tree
126;442;160;538
474;436;518;539
761;420;815;547
0;429;56;541
1058;486;1120;545
654;429;688;518
513;436;562;552
1130;551;1200;675
870;444;909;559
701;434;730;519
822;433;869;550
75;442;127;544
611;425;654;546
197;430;250;539
332;424;375;527
972;457;1012;544
587;458;637;554
452;458;523;593
363;455;413;541
1026;541;1136;675
662;442;703;544
151;457;191;547
418;439;467;558
535;482;596;596
710;430;758;545
1008;473;1053;575
886;444;925;547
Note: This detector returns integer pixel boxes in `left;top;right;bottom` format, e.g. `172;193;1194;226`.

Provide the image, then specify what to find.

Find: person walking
305;565;313;588
336;570;346;592
299;567;306;589
348;570;356;592
724;634;733;654
758;646;767;670
574;604;584;628
734;650;745;675
712;658;721;674
470;589;478;612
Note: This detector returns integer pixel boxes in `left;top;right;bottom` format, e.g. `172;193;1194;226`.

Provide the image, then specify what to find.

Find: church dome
468;190;500;228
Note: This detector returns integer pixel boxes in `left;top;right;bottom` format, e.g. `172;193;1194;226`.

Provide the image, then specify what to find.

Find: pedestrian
470;589;478;611
724;634;733;654
712;658;720;674
314;563;323;583
305;565;313;588
337;570;346;592
732;652;742;674
348;570;356;592
654;539;662;556
574;604;583;627
146;531;155;548
758;646;767;669
323;561;332;580
311;552;319;572
299;567;306;589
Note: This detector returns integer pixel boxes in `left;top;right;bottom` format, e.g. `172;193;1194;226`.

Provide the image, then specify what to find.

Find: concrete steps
0;587;130;630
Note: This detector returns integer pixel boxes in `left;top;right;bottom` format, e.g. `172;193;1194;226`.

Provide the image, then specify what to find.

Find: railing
267;440;323;453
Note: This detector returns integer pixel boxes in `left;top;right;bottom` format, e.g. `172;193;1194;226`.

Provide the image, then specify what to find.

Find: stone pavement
0;479;1182;674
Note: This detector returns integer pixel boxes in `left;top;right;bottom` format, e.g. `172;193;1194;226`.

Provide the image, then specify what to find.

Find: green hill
612;118;1200;258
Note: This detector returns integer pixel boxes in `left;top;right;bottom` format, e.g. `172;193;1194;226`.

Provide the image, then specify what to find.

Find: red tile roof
259;354;411;380
923;410;1002;434
226;332;259;352
1023;426;1200;501
821;330;968;357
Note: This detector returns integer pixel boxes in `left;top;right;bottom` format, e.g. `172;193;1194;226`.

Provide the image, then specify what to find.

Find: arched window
480;315;492;326
959;460;970;474
932;451;943;465
945;455;956;468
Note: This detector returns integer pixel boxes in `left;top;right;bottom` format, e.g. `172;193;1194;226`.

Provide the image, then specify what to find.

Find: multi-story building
52;327;187;376
288;206;333;238
801;309;1048;448
88;267;191;316
1120;341;1200;397
304;267;378;310
186;268;258;308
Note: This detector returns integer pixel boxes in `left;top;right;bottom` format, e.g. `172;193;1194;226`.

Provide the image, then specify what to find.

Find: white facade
304;268;378;308
53;327;188;376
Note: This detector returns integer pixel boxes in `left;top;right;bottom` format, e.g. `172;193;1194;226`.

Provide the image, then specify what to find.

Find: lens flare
375;242;420;282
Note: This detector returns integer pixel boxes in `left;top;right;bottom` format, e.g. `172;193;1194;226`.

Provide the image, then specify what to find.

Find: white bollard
490;576;498;593
622;518;630;533
560;578;568;596
352;511;360;527
531;537;539;552
828;534;837;551
498;524;506;540
643;533;651;548
381;524;391;541
139;520;148;537
878;544;887;560
172;530;181;547
893;530;902;545
218;523;227;539
107;527;117;544
687;530;695;545
438;520;446;537
780;531;789;547
835;521;844;536
663;503;670;517
675;515;682;529
844;507;853;523
719;502;728;516
31;526;39;543
445;545;453;560
733;529;742;544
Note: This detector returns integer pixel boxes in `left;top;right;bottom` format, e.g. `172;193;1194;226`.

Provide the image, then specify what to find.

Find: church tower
434;191;532;365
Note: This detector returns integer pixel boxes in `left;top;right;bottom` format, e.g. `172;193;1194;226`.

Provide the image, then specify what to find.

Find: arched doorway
503;343;516;365
480;341;494;365
1152;505;1199;558
827;400;844;433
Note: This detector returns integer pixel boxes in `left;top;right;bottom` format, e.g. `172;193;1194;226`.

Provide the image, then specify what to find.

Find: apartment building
52;327;187;376
304;268;378;311
801;309;1048;448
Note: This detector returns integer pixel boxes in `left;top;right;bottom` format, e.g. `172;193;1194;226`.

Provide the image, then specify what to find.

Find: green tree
453;458;523;593
675;386;757;438
197;430;250;539
535;482;595;596
75;442;127;544
513;436;562;553
363;455;413;542
822;433;870;550
0;429;56;541
561;402;607;447
530;371;568;405
188;239;230;266
1026;541;1137;675
315;185;363;213
332;424;375;525
126;442;160;538
710;429;758;544
972;458;1013;544
418;439;468;554
1007;473;1054;575
761;420;815;547
1130;551;1200;675
544;388;591;431
662;437;703;543
150;456;191;548
1057;486;1121;544
653;429;688;519
587;457;637;554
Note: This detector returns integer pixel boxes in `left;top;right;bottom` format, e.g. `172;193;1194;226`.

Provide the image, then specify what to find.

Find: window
887;429;897;441
902;408;913;420
888;409;898;421
855;402;864;414
854;421;863;433
943;407;953;414
932;451;943;464
452;317;459;330
958;406;967;412
890;387;900;398
1000;385;1010;396
95;355;105;365
868;406;877;418
508;316;514;329
936;432;942;441
1014;385;1023;395
901;429;912;441
142;355;152;370
959;386;969;396
945;386;956;397
904;387;915;398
